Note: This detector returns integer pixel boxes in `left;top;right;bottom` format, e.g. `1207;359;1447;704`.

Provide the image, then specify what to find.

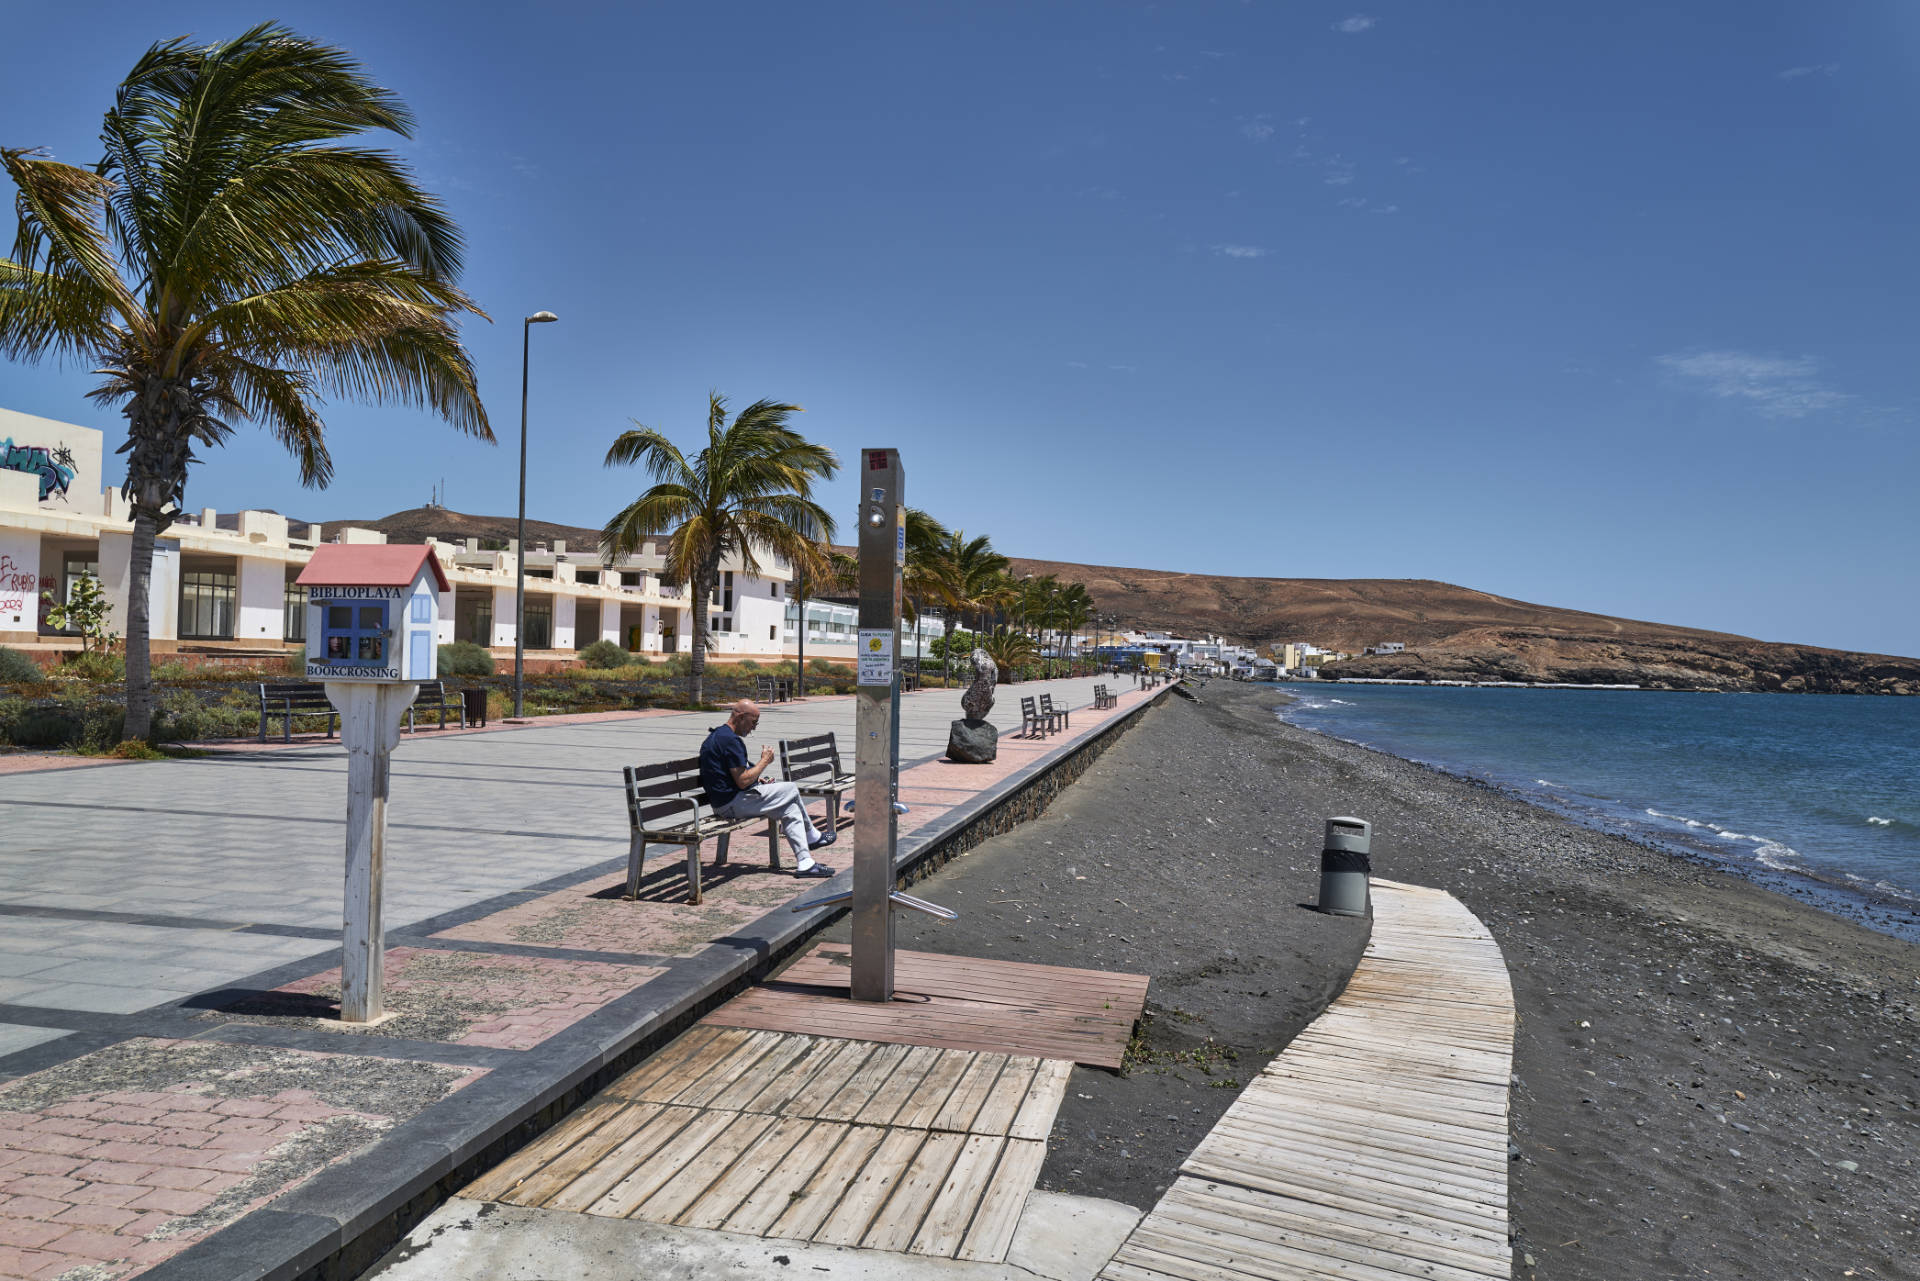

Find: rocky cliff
1316;630;1920;696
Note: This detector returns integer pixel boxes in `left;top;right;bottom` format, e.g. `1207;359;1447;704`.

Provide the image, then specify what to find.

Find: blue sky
4;1;1916;655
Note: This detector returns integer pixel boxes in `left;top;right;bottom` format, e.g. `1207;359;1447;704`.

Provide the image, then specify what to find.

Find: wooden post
328;681;417;1023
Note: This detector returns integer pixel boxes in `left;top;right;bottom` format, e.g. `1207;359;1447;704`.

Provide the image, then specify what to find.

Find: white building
0;407;929;666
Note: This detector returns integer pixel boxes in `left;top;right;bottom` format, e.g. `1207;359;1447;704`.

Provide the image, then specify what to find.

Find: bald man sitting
697;700;836;878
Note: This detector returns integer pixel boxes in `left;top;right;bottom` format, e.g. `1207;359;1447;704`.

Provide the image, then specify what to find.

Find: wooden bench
259;680;465;743
778;731;854;829
622;756;781;904
1093;683;1117;709
1019;695;1061;738
257;682;339;743
1040;692;1070;730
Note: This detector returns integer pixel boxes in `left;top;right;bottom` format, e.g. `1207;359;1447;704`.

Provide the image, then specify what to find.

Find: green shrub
736;658;760;671
152;659;198;681
0;647;41;685
629;652;652;667
438;641;495;677
577;639;630;669
0;696;28;743
808;657;834;674
5;705;79;747
60;650;124;682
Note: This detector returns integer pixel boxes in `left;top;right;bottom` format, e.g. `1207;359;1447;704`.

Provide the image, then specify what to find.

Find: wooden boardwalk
465;1024;1072;1261
1099;879;1515;1281
704;942;1149;1069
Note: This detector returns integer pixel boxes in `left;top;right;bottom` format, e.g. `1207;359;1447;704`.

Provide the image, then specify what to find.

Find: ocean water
1271;684;1920;930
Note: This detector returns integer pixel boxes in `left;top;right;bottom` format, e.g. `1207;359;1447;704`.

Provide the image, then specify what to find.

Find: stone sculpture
947;647;999;763
960;647;996;720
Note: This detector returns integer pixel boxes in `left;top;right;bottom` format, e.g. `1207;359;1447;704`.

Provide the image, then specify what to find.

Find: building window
525;597;552;649
771;582;779;598
576;569;600;585
769;625;777;641
284;582;307;642
180;570;236;640
621;571;642;587
711;571;733;613
62;555;99;604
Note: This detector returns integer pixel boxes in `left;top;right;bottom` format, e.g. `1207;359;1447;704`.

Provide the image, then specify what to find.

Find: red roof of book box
296;544;449;593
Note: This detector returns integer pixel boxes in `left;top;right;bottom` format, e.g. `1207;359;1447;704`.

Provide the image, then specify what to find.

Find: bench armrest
637;795;704;836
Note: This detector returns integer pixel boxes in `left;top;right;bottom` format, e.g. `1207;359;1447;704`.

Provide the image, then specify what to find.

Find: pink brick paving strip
0;682;1159;1279
0;1038;481;1280
434;842;856;958
215;948;665;1051
426;687;1148;959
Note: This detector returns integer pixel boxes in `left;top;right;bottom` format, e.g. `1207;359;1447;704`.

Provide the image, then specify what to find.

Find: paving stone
0;679;1149;1281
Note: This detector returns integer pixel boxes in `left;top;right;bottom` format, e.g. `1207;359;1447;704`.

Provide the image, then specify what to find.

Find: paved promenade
0;675;1160;1280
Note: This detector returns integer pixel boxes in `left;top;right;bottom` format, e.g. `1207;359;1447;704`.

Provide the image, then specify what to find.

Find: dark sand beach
812;681;1919;1280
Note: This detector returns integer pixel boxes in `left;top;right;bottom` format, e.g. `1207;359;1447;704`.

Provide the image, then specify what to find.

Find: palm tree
902;508;952;678
1054;581;1094;672
934;532;1009;684
786;538;836;699
0;24;490;739
981;625;1038;682
600;393;837;708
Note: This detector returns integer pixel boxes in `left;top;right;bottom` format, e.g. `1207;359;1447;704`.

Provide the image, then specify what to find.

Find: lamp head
526;311;559;324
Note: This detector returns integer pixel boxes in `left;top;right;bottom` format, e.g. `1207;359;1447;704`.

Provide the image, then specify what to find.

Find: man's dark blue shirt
698;723;750;808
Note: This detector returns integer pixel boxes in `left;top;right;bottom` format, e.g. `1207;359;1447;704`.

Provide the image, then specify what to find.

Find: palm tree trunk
794;568;807;699
123;510;158;742
689;568;712;709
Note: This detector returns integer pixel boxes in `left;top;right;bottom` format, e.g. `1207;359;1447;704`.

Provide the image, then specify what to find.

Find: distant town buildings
0;408;942;662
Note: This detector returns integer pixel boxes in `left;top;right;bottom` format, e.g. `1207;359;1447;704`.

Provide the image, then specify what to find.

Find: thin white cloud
1213;244;1269;259
1334;15;1375;33
1658;350;1850;418
1778;63;1839;81
1066;361;1089;369
1241;121;1276;143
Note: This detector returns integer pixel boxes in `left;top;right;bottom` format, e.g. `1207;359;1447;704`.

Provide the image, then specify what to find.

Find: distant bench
256;679;464;743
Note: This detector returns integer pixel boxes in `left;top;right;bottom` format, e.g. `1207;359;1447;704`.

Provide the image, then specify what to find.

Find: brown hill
323;508;1918;694
998;555;1917;695
323;506;606;553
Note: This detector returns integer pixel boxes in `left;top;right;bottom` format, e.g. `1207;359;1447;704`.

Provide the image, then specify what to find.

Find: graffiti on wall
0;554;38;618
0;438;77;503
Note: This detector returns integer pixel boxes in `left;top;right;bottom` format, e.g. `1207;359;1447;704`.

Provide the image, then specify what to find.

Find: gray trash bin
1317;816;1372;917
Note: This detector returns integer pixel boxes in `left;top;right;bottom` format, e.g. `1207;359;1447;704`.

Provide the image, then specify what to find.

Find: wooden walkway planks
463;1026;1074;1262
703;943;1149;1070
1098;879;1516;1281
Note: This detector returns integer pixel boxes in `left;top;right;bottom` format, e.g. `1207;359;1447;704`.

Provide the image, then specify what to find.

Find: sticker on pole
858;629;894;686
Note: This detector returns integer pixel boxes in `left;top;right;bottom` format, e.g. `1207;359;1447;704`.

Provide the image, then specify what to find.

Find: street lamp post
514;310;559;720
